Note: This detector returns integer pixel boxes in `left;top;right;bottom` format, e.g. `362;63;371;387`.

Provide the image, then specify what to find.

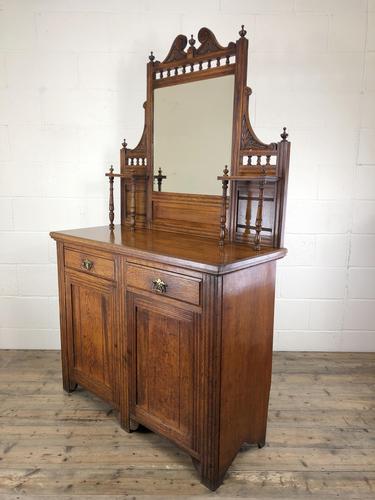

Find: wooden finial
109;165;114;174
122;138;127;149
149;51;155;62
239;25;247;37
154;167;167;192
281;127;288;141
189;34;196;47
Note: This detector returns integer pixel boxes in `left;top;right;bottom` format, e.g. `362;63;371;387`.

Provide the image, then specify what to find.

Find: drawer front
64;248;115;281
127;263;200;306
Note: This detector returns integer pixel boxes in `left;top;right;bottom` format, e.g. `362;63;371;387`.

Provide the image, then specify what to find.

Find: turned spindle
130;176;136;231
219;166;229;246
108;165;115;230
254;180;265;251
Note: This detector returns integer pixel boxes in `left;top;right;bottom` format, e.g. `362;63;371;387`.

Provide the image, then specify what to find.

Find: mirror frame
119;27;290;247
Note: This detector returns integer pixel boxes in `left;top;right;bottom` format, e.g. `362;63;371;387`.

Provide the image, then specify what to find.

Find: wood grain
1;350;374;498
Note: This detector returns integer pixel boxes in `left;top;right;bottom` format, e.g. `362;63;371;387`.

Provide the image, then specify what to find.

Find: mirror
153;75;234;196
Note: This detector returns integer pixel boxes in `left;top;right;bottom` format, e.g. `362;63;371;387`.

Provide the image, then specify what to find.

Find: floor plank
0;350;374;498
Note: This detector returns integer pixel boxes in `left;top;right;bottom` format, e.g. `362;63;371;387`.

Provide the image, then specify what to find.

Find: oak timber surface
50;225;286;274
1;351;374;499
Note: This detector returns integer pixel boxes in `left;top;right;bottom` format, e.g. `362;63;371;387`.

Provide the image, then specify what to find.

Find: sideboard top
50;225;286;275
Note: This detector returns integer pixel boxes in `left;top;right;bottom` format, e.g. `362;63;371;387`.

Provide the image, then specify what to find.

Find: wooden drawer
64;248;115;281
126;263;201;306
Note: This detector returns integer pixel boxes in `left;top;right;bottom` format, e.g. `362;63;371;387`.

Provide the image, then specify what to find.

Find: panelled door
65;271;117;405
127;293;199;453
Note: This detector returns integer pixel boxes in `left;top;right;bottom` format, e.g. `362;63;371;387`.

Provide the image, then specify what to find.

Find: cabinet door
65;272;117;405
128;294;198;452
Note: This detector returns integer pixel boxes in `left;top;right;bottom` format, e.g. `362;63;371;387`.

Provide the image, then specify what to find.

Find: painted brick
1;1;374;351
281;234;315;266
276;331;342;351
151;0;220;13
315;234;349;267
254;14;329;53
0;162;45;198
355;166;375;200
0;329;60;349
0;297;52;328
0;265;18;296
0;7;37;50
294;0;367;12
0;126;10;161
36;12;113;51
343;300;375;330
0;198;13;230
251;52;363;94
358;129;375;165
279;267;347;299
0;54;6;88
6;51;78;90
367;12;375;51
365;52;375;91
317;163;355;200
348;269;375;299
328;12;367;51
0;89;42;125
361;92;375;128
13;198;107;232
350;235;375;267
309;300;344;330
286;200;351;234
274;300;310;330
17;264;58;297
221;0;294;13
352;201;375;234
0;232;49;264
341;331;375;351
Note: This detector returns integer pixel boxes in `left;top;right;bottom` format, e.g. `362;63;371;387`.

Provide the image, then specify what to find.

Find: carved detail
127;103;147;156
240;88;277;151
163;34;188;63
197;27;235;55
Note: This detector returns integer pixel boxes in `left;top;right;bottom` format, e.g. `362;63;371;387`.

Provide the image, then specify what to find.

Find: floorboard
0;350;374;499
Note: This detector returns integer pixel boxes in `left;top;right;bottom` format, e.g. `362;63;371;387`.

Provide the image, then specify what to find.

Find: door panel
129;294;198;450
66;273;116;404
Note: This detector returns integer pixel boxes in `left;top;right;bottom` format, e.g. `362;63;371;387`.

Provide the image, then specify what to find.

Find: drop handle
82;258;94;271
152;278;167;294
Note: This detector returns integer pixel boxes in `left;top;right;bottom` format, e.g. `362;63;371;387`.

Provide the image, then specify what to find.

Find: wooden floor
0;351;374;499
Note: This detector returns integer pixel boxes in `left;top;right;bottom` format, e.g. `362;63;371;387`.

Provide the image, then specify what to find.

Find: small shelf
105;172;148;178
217;174;280;182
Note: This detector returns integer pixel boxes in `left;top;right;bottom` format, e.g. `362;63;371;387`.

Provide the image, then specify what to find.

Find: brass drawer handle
82;258;94;271
152;278;167;294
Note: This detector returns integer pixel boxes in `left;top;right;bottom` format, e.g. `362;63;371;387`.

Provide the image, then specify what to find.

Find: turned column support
218;166;229;246
130;175;136;231
108;165;115;230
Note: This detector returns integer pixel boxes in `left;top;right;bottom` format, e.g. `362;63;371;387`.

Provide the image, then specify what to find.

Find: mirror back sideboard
51;26;290;492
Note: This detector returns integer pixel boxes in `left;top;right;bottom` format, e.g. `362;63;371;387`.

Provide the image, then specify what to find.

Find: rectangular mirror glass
153;75;234;196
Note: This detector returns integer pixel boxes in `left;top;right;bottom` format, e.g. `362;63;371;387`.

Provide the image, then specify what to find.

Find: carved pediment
162;34;188;63
196;27;236;56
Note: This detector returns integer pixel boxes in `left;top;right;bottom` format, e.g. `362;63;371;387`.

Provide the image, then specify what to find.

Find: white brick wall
0;0;374;351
